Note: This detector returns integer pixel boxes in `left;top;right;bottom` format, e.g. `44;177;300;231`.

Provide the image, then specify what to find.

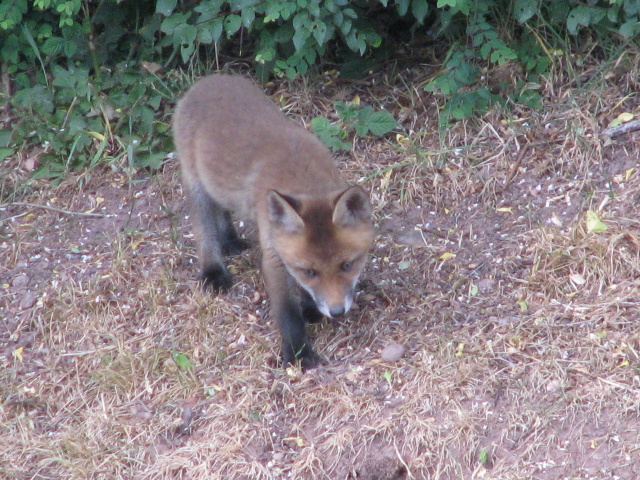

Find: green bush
1;0;639;174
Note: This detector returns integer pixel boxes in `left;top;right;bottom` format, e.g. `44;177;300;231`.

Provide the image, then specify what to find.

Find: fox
173;74;375;370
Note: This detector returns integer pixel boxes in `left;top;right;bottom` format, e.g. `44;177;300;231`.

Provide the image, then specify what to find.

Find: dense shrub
1;0;639;172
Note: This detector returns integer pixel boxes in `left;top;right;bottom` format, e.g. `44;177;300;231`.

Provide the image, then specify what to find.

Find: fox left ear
267;190;305;233
332;186;372;228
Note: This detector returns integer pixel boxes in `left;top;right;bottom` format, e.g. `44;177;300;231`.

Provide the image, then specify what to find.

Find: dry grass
2;52;640;479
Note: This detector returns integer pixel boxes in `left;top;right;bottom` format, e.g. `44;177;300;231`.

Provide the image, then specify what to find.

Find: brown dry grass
2;49;640;480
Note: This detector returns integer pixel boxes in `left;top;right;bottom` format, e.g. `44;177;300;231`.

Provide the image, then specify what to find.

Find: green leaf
310;117;350;151
224;14;242;37
156;0;177;17
198;20;224;44
513;0;538;23
619;19;640;38
567;6;593;34
176;23;198;46
363;110;396;136
411;0;429;23
172;352;193;371
41;36;67;56
395;0;410;16
293;26;309;50
313;21;327;45
160;13;190;34
0;148;14;161
241;6;256;28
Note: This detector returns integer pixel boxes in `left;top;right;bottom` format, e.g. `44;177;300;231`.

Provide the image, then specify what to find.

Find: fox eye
340;261;354;273
302;268;318;279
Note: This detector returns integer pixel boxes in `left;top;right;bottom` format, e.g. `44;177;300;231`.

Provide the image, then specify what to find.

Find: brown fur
173;74;375;369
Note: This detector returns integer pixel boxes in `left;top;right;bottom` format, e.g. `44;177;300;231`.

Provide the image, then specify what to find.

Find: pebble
20;293;38;309
381;343;405;362
12;274;29;288
477;278;496;293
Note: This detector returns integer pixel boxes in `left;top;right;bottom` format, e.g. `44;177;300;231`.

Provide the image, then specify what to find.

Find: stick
603;120;640;138
9;202;115;218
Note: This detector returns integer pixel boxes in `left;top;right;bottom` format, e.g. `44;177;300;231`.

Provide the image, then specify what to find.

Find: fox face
267;186;375;319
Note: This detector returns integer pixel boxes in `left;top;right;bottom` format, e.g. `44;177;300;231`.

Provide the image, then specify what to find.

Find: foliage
1;0;639;174
311;100;397;151
426;0;640;125
6;64;173;179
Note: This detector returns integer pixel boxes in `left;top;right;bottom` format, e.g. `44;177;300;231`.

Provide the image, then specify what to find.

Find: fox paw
283;347;321;371
200;265;232;292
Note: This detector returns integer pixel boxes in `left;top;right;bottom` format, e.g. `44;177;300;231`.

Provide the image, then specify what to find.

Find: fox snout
312;287;355;319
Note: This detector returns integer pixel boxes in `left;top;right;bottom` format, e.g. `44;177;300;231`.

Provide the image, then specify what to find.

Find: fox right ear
332;186;372;228
267;191;304;233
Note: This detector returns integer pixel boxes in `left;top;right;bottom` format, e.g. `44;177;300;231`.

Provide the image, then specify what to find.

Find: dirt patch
1;67;640;479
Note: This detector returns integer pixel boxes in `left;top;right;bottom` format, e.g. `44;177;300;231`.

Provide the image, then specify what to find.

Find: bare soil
2;63;640;479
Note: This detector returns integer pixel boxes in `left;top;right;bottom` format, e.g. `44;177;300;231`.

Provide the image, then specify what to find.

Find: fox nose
329;306;346;318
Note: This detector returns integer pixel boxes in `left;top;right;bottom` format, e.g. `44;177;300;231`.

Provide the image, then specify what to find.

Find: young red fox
173;74;375;369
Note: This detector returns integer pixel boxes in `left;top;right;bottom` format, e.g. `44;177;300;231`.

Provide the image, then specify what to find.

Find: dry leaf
585;210;607;234
570;273;586;285
13;347;24;362
283;437;305;447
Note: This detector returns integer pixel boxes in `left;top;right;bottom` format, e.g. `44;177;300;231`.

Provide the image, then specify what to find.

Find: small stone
20;293;38;309
12;274;29;288
477;278;496;293
381;343;405;362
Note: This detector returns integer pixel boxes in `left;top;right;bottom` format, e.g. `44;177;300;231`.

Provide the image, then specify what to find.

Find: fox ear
267;190;304;233
332;186;372;228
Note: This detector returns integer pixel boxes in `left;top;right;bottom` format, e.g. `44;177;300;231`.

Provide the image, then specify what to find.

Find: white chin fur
318;303;332;318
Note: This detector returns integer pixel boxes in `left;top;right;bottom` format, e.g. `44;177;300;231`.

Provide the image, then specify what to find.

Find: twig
502;143;529;191
10;202;115;218
603;120;640;138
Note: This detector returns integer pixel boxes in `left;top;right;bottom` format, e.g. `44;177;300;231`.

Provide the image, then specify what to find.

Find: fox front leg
261;251;320;370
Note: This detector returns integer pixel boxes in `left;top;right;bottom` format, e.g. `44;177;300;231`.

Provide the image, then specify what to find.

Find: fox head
267;186;375;318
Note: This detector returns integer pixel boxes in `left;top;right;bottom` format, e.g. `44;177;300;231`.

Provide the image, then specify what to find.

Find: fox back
173;74;375;369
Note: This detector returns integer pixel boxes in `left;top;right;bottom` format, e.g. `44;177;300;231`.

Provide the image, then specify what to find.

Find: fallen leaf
396;133;411;147
140;61;162;74
570;273;586;285
21;213;36;224
13;347;24;362
286;366;302;381
550;213;562;227
283;437;305;447
617;111;634;122
439;252;455;261
496;207;513;213
626;168;635;181
516;299;528;312
172;352;193;371
585;210;607;234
